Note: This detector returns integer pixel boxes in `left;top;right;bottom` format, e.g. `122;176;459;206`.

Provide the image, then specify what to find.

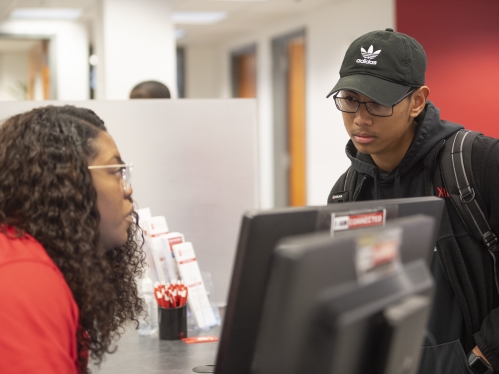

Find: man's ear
410;86;430;118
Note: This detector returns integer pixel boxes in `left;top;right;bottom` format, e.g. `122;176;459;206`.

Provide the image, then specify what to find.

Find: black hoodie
329;101;499;373
345;101;462;200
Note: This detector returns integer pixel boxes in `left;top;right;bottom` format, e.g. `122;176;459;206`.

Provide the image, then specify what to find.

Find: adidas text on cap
326;28;427;106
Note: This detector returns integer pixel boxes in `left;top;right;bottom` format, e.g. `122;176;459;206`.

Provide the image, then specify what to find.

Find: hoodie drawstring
394;170;401;199
373;169;379;199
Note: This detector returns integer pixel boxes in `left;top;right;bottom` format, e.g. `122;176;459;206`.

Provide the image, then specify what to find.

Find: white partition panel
0;99;259;305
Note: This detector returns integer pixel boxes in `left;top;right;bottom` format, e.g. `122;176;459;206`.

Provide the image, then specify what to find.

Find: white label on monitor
355;227;402;284
331;209;386;236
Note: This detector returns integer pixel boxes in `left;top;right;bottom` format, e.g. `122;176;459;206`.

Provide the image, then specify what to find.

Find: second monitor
255;215;437;374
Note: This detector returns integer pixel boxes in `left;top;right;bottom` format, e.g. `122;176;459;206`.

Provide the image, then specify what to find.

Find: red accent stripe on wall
397;0;499;137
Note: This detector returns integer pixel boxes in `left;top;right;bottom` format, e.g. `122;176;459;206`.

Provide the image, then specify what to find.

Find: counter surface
90;324;221;374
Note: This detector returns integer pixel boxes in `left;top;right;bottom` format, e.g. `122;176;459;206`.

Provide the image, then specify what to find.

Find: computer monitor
256;215;436;374
214;197;443;374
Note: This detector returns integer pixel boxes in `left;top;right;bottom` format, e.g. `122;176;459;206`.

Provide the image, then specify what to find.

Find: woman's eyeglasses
88;164;133;190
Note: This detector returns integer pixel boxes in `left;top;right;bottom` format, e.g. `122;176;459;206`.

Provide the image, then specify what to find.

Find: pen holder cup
158;305;188;340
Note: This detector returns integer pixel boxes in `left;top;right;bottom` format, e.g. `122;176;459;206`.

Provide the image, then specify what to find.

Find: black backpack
328;129;499;254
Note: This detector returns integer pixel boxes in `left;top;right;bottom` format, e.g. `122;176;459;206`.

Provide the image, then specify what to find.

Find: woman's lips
353;134;375;144
124;208;134;224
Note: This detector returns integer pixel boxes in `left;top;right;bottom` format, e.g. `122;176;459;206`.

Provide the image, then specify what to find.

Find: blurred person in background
0;106;145;373
129;80;171;99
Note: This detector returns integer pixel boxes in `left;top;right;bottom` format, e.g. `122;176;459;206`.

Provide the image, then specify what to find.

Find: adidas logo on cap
356;45;381;65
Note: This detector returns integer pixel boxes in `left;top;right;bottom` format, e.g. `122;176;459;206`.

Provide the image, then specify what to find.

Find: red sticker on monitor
355;227;402;284
332;209;385;233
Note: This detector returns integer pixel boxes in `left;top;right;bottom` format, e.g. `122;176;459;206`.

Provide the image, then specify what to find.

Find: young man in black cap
327;28;499;374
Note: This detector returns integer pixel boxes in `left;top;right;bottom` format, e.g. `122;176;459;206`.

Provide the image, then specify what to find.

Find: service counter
91;324;221;374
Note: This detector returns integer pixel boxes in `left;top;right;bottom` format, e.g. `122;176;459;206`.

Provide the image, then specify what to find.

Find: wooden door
236;53;256;98
28;40;50;100
287;39;306;206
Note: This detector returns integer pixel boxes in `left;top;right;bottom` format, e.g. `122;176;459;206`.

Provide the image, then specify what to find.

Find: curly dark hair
0;105;145;372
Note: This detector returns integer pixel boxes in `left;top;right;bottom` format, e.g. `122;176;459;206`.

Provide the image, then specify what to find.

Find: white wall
0;20;89;101
0;99;259;305
91;0;106;100
0;52;28;101
100;0;177;99
185;45;224;98
185;0;395;208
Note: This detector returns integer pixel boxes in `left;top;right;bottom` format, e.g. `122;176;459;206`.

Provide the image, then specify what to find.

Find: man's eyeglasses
333;88;416;117
88;163;133;190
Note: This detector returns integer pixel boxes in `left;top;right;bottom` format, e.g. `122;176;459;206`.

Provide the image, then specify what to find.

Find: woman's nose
124;185;133;198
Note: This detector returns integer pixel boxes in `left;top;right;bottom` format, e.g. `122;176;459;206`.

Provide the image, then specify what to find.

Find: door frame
272;29;306;207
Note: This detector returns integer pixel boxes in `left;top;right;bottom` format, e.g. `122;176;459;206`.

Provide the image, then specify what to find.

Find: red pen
155;290;164;307
154;279;188;309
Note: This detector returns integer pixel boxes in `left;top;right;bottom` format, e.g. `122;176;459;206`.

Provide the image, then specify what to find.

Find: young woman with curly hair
0;105;146;373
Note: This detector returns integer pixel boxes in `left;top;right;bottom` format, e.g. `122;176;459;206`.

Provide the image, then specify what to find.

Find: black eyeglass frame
333;88;418;117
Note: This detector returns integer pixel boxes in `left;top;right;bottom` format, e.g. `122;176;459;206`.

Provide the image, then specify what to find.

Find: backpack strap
439;130;499;252
327;166;358;203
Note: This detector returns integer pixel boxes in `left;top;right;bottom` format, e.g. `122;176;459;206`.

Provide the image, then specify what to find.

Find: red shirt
0;229;80;374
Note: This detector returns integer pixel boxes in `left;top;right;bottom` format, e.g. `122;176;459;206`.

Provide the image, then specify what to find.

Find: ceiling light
173;12;227;25
10;8;82;20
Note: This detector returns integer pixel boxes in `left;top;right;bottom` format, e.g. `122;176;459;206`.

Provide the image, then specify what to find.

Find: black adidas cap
326;28;427;106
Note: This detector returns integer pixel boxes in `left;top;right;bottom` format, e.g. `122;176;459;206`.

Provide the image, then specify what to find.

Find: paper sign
355;227;402;284
149;236;177;283
146;216;169;237
166;234;184;257
173;242;217;329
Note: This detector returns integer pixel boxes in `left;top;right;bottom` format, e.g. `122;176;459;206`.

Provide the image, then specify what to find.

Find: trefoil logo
356;45;381;65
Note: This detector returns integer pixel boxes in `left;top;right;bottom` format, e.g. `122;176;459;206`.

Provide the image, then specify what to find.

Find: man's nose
354;103;373;127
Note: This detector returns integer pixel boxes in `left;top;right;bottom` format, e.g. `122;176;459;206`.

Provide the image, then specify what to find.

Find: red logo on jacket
437;187;450;198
